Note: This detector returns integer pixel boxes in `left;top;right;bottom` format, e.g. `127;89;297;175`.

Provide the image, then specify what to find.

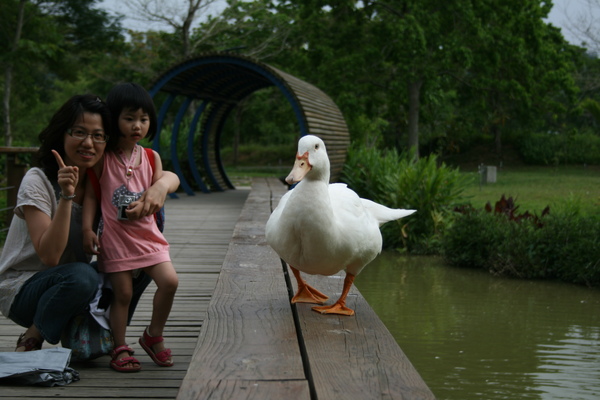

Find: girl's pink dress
97;146;171;273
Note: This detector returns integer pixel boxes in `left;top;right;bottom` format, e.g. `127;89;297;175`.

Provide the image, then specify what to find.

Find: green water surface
354;252;600;400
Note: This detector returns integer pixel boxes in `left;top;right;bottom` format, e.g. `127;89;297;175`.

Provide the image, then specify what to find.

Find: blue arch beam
148;52;350;193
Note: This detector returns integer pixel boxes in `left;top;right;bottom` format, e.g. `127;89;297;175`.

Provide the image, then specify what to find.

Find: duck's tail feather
361;199;417;226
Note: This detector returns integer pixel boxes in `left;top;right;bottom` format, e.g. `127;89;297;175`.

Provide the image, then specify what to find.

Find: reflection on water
354;251;600;400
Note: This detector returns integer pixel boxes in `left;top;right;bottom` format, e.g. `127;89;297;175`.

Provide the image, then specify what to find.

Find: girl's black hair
105;82;158;149
35;94;111;181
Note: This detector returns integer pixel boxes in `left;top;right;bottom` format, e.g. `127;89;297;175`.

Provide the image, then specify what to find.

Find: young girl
83;83;179;372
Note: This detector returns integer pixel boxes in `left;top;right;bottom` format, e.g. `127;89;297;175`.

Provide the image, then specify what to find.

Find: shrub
536;213;600;286
341;145;468;253
442;197;600;287
441;208;502;269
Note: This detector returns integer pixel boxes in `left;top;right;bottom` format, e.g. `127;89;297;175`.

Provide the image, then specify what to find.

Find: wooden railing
0;147;38;231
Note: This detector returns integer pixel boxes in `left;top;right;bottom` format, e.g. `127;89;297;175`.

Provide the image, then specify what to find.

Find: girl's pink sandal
139;327;173;367
110;345;141;372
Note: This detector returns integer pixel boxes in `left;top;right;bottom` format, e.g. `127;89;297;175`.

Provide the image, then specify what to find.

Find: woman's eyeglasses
67;128;109;143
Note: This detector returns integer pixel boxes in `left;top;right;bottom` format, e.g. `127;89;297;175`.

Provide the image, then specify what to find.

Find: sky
98;0;227;32
545;0;599;47
98;0;598;48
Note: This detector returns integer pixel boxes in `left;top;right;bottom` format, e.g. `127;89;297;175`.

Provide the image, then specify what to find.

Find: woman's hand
26;151;80;266
52;150;78;198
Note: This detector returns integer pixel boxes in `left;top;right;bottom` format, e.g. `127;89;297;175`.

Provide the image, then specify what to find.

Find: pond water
354;252;600;400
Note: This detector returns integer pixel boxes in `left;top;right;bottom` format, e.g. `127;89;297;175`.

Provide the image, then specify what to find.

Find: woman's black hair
105;82;158;149
35;94;111;181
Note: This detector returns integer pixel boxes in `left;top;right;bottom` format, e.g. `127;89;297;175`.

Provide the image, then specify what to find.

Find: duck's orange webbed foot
289;266;329;304
312;302;355;316
292;285;329;305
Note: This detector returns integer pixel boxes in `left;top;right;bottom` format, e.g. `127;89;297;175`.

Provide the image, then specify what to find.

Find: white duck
266;135;416;316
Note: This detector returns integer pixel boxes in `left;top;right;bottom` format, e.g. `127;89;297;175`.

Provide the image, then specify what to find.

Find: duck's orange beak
285;151;311;185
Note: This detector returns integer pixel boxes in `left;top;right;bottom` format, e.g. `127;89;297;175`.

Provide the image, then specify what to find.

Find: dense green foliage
1;0;599;162
442;200;600;287
520;132;600;165
341;144;467;253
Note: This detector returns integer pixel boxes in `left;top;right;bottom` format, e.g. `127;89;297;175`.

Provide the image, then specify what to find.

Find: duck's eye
315;144;319;150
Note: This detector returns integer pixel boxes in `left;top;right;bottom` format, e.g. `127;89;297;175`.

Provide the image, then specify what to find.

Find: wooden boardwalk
0;188;250;399
0;178;435;399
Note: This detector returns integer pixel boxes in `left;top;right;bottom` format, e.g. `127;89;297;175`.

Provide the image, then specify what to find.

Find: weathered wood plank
177;379;310;400
295;272;436;400
177;178;307;400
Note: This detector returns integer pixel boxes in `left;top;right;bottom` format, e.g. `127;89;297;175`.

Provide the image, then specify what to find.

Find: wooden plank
294;272;436;400
175;379;309;400
177;178;308;400
182;244;303;382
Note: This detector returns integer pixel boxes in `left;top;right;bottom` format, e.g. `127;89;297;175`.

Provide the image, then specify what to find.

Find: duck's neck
307;161;330;184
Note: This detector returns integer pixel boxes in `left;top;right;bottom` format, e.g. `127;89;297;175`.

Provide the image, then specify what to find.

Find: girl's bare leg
143;261;178;357
108;271;135;368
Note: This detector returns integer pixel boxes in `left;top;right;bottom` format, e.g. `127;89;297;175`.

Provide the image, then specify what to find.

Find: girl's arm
126;150;180;220
151;149;164;184
82;175;100;255
26;151;78;266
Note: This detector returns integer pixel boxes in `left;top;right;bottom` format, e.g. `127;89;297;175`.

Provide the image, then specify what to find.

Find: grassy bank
458;165;600;216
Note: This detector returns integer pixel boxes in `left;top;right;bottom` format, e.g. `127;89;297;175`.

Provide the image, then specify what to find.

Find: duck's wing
328;183;366;218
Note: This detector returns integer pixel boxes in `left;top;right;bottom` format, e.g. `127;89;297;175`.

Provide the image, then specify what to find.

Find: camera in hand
117;194;136;220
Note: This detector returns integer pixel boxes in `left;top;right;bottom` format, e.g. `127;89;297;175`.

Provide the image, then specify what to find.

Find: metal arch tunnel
149;53;350;195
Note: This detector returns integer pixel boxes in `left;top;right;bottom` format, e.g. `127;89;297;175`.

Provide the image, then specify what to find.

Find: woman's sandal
110;345;142;372
139;327;173;367
15;333;43;351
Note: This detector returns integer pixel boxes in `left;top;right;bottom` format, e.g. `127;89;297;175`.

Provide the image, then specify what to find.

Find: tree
0;0;123;146
193;0;298;59
284;0;480;157
1;0;25;146
459;0;578;156
122;0;223;57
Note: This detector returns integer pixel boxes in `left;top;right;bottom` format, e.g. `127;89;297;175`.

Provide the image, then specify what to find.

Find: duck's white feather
266;135;416;279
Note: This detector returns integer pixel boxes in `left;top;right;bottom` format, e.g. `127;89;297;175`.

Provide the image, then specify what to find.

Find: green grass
224;162;600;218
458;165;600;216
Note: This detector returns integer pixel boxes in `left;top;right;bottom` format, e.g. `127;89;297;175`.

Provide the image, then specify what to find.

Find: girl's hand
125;180;168;220
83;229;100;255
124;171;178;221
52;150;78;198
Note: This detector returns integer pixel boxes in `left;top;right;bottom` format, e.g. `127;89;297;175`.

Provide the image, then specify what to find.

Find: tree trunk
2;0;26;147
3;65;13;147
493;124;503;158
407;79;422;158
